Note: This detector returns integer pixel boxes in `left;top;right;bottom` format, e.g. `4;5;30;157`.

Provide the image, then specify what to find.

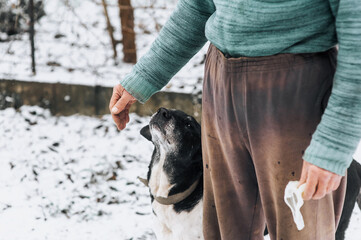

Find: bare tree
29;0;36;74
118;0;136;63
101;0;117;59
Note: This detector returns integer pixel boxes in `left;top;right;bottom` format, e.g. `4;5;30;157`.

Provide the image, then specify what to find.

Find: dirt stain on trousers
202;44;346;240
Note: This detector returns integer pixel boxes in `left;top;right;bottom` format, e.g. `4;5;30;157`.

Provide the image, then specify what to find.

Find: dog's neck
140;147;202;205
138;175;201;205
148;149;174;198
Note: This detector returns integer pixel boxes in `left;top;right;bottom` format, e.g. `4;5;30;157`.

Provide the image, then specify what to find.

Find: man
109;0;361;239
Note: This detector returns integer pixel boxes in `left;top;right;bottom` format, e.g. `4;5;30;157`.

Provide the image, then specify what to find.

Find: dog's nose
158;108;171;120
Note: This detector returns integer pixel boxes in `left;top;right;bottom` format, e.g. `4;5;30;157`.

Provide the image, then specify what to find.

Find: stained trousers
202;44;347;240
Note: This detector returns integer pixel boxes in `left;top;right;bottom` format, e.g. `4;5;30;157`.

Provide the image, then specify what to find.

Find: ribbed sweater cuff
120;70;160;104
303;139;352;176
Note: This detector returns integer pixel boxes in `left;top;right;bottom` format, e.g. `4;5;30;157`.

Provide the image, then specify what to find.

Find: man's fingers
125;109;130;123
298;161;308;187
109;86;123;111
327;177;337;193
329;176;342;192
109;84;137;130
111;90;137;115
120;111;128;129
109;94;119;111
299;160;343;201
112;111;128;130
303;174;318;200
111;97;130;115
312;176;330;200
111;113;123;130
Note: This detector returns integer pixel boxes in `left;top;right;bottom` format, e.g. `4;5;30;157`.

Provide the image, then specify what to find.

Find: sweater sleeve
119;0;215;103
303;0;361;175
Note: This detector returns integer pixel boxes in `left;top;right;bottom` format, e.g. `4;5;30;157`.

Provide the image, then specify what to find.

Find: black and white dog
139;108;361;240
139;108;203;240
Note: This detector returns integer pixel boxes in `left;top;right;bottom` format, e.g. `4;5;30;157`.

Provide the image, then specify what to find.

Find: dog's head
140;108;202;199
141;108;201;154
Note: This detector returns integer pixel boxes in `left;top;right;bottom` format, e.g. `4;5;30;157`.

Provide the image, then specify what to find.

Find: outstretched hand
109;84;137;130
298;160;342;200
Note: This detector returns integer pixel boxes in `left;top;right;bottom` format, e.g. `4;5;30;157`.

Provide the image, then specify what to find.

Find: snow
0;106;156;239
0;106;360;239
0;0;205;94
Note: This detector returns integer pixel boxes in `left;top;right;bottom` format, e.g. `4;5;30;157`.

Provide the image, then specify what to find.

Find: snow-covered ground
0;0;205;94
0;106;360;239
0;106;155;240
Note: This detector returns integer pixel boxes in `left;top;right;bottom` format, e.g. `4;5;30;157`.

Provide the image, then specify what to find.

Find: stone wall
0;80;202;121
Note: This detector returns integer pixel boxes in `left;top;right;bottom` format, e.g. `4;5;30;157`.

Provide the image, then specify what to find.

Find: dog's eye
186;122;192;128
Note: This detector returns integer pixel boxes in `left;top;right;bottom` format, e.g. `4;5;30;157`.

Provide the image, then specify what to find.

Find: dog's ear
140;125;152;141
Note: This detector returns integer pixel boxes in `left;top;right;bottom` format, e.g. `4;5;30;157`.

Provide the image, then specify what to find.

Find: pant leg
202;45;266;240
243;48;347;240
202;44;347;240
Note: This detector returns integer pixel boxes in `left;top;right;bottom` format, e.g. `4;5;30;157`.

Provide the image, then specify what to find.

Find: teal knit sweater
120;0;361;175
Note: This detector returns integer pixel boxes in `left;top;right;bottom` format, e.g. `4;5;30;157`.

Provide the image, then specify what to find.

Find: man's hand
109;84;137;130
298;160;342;200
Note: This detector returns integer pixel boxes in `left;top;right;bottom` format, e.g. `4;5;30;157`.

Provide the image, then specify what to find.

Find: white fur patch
148;125;177;198
148;144;203;240
148;153;174;198
152;199;203;240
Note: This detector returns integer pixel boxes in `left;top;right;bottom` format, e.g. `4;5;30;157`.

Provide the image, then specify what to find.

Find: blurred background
0;0;205;117
0;0;359;239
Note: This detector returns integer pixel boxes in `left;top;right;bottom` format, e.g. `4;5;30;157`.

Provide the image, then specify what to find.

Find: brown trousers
202;44;347;240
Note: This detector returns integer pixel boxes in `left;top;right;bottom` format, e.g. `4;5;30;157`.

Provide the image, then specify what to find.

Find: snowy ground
0;106;360;239
0;0;205;94
0;106;155;240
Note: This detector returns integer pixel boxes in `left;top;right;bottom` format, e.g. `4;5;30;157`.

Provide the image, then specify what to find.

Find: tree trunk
29;0;36;74
118;0;137;63
102;0;117;59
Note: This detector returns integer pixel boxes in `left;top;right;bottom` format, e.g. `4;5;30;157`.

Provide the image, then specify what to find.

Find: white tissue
284;181;306;231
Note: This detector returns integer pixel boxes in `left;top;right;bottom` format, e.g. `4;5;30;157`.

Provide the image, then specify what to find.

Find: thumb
298;160;308;187
111;92;136;114
111;96;129;114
